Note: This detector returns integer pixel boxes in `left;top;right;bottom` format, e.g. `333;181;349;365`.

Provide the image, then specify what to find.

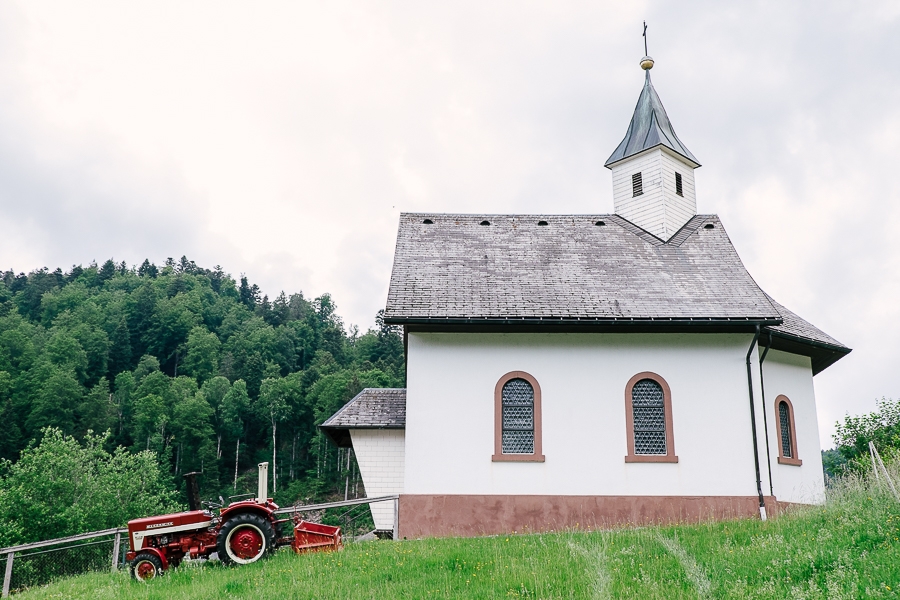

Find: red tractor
127;462;296;581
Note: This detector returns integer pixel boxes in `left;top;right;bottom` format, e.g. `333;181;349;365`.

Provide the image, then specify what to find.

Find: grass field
13;473;900;599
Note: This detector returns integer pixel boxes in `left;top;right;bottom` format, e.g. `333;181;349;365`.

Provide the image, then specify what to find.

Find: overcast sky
0;1;897;446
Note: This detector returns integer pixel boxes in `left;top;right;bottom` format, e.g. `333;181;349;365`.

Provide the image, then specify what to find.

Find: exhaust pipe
257;462;269;504
184;472;202;511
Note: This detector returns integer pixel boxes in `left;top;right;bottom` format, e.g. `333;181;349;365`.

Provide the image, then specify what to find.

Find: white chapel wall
405;332;786;500
350;429;405;530
760;349;825;504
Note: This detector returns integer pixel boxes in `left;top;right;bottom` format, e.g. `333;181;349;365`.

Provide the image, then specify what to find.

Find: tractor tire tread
130;552;164;581
216;512;276;566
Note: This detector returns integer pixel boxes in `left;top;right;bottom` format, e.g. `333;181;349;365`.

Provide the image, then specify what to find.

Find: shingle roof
319;388;406;447
765;296;845;349
321;388;406;429
384;213;780;323
384;212;850;372
761;295;850;374
605;72;700;168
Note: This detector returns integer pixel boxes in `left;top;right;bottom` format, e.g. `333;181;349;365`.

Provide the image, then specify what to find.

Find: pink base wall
398;494;783;538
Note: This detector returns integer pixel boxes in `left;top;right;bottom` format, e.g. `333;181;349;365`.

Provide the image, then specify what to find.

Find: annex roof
319;388;406;447
605;72;700;168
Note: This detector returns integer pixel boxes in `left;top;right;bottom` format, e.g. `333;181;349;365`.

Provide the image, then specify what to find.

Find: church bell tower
605;43;700;240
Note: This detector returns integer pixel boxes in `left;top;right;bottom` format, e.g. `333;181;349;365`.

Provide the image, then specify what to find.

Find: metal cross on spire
640;21;654;70
643;21;648;56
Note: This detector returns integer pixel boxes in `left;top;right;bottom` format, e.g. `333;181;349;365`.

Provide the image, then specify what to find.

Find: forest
0;257;404;544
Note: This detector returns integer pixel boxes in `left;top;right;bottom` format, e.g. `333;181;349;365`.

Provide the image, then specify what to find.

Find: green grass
14;474;900;599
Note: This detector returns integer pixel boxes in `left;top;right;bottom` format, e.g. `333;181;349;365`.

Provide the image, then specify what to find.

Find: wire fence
1;529;126;597
276;495;399;541
1;495;398;596
322;502;377;539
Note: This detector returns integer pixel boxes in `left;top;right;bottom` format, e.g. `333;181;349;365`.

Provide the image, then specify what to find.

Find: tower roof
605;72;700;168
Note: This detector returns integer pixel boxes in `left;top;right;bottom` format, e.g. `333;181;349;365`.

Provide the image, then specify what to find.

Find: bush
0;427;179;546
832;397;900;473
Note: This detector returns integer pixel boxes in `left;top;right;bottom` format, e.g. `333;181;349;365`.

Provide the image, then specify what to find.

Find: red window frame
492;371;545;462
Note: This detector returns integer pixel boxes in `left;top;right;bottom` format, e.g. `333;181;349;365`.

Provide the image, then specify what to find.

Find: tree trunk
272;420;277;495
234;439;240;491
217;434;222;460
291;434;296;481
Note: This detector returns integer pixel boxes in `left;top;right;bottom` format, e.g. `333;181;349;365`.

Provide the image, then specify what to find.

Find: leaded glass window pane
779;401;792;458
502;378;534;454
632;379;666;455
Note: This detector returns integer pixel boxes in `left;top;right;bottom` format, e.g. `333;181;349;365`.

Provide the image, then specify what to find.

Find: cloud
0;0;898;444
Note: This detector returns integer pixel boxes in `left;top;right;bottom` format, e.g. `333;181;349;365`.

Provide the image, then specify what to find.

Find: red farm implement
292;520;342;553
125;462;341;581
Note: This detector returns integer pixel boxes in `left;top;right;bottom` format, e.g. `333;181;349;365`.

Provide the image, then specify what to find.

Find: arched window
775;395;801;466
624;372;677;463
493;371;544;462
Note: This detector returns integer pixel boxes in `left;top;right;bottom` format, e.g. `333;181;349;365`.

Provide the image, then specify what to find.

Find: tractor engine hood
127;510;213;551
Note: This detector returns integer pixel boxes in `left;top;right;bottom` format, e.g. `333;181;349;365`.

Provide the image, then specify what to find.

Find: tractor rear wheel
130;552;163;581
216;512;276;565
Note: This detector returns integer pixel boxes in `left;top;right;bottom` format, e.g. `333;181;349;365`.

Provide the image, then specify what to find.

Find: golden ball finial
640;56;654;70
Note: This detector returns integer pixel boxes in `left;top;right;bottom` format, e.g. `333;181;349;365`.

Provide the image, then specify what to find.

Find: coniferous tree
108;317;133;376
0;257;405;510
97;259;116;283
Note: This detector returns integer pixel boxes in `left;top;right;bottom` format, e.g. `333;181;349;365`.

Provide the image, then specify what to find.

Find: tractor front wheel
130;552;163;581
216;513;276;565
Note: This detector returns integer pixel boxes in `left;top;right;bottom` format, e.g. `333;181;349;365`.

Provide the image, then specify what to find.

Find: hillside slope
13;474;900;599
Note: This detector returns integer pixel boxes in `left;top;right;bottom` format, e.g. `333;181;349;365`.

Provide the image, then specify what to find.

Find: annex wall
350;429;405;531
760;349;825;504
404;332;772;499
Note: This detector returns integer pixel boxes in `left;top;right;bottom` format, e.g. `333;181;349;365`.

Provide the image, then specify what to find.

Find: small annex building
321;56;850;539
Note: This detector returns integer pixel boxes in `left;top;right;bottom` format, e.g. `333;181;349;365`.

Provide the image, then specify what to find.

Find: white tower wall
611;147;697;240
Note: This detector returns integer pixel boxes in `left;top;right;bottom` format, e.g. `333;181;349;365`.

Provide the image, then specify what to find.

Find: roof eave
317;424;406;449
385;316;780;325
387;317;783;336
318;424;406;430
762;329;852;375
604;143;701;170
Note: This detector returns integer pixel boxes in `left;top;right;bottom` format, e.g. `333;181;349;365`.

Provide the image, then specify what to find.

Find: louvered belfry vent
632;379;666;454
502;378;534;454
779;401;792;458
675;172;683;196
632;172;643;197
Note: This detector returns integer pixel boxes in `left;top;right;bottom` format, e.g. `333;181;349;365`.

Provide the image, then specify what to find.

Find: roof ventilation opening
704;223;715;229
422;219;433;224
675;172;683;197
480;220;491;226
537;220;548;226
595;220;606;226
632;172;643;197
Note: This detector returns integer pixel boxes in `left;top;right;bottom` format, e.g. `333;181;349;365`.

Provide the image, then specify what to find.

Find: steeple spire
604;33;701;240
604;67;699;168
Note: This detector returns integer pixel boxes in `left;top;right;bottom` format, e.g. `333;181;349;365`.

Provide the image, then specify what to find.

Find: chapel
321;53;851;539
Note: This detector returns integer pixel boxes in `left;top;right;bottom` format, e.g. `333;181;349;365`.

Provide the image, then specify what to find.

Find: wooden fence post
111;532;121;572
393;497;399;541
2;551;13;598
